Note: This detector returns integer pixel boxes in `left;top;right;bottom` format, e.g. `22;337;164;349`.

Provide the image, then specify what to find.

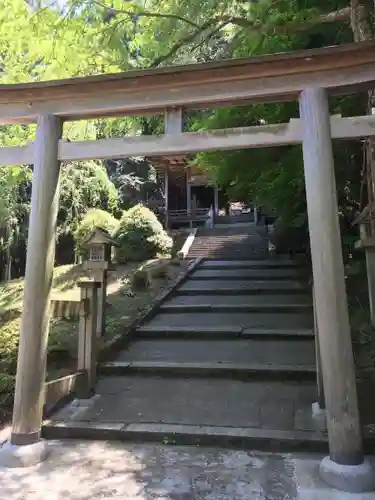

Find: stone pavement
1;440;374;500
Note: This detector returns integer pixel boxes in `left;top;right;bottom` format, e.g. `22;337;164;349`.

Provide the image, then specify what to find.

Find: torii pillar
300;87;374;492
0;115;62;467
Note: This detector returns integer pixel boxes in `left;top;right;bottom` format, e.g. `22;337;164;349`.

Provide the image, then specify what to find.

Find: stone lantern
82;227;119;338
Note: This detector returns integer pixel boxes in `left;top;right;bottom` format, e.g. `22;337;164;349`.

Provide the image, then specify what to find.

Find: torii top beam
0;41;375;124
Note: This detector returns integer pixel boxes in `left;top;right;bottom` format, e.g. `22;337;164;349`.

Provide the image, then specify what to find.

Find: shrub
115;204;173;262
0;318;20;376
74;209;120;257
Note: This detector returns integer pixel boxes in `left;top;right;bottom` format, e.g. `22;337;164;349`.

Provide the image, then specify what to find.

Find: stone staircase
187;224;268;260
44;256;327;452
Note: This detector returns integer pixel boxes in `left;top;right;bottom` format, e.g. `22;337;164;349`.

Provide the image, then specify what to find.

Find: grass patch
0;257;190;425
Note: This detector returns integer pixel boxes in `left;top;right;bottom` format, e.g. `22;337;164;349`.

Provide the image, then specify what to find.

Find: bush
0;318;20;376
115;204;173;262
74;209;120;257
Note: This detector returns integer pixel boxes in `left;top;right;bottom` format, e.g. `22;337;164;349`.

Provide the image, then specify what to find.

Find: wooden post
165;167;169;230
187;180;192;229
11;115;62;446
300;88;363;465
96;269;107;338
164;107;183;136
213;186;219;225
164;108;183;230
77;281;100;398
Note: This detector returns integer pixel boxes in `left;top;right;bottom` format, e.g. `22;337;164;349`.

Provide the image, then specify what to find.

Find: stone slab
163;294;311;307
141;312;314;331
161;295;312;313
190;268;299;280
178;279;304;294
241;328;314;338
57;376;317;430
115;339;316;366
99;360;316;381
200;258;296;268
43;421;328;454
136;326;314;339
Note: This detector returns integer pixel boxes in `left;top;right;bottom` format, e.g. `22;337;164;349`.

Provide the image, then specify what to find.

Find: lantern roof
82;227;119;248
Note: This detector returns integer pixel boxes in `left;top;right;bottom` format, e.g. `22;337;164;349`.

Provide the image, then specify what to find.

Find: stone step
177;280;305;295
161;295;312;314
113;338;316;366
200;259;297;269
188;250;268;261
160;302;312;314
99;361;316;381
136;326;314;340
188;253;269;260
44;377;327;452
43;375;327;451
136;326;314;342
43;421;328;454
140;311;313;331
189;268;299;280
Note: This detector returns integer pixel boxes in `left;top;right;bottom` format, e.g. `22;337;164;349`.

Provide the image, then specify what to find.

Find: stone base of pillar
311;402;326;431
0;439;48;468
311;401;325;417
319;456;375;493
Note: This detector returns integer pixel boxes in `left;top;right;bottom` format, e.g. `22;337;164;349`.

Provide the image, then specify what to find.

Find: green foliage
0;318;20;375
115;204;173;262
59;161;119;238
106;158;160;210
73;208;120;256
0;166;32;257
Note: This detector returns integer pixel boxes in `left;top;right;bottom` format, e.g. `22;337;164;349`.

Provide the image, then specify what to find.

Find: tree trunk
350;0;375;228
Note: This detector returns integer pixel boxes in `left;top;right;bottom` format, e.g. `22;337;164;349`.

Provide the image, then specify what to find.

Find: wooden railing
168;208;210;223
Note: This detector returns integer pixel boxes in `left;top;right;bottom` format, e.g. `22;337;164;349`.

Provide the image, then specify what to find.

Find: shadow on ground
0;441;353;500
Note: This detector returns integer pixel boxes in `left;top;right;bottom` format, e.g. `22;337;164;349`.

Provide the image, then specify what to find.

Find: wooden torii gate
1;41;375;491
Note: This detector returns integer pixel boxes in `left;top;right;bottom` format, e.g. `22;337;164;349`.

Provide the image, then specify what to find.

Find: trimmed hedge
115;204;173;262
74;208;120;257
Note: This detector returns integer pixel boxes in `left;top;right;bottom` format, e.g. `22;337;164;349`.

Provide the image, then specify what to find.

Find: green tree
58;161;119;238
0;166;32;279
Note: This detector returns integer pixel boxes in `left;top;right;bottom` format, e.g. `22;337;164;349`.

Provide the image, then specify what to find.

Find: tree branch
219;7;351;32
91;1;200;28
150;19;221;67
150;7;351;67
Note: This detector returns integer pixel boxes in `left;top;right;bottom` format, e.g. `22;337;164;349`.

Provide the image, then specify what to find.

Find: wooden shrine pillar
164;107;183;230
11;116;62;448
299;88;374;491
